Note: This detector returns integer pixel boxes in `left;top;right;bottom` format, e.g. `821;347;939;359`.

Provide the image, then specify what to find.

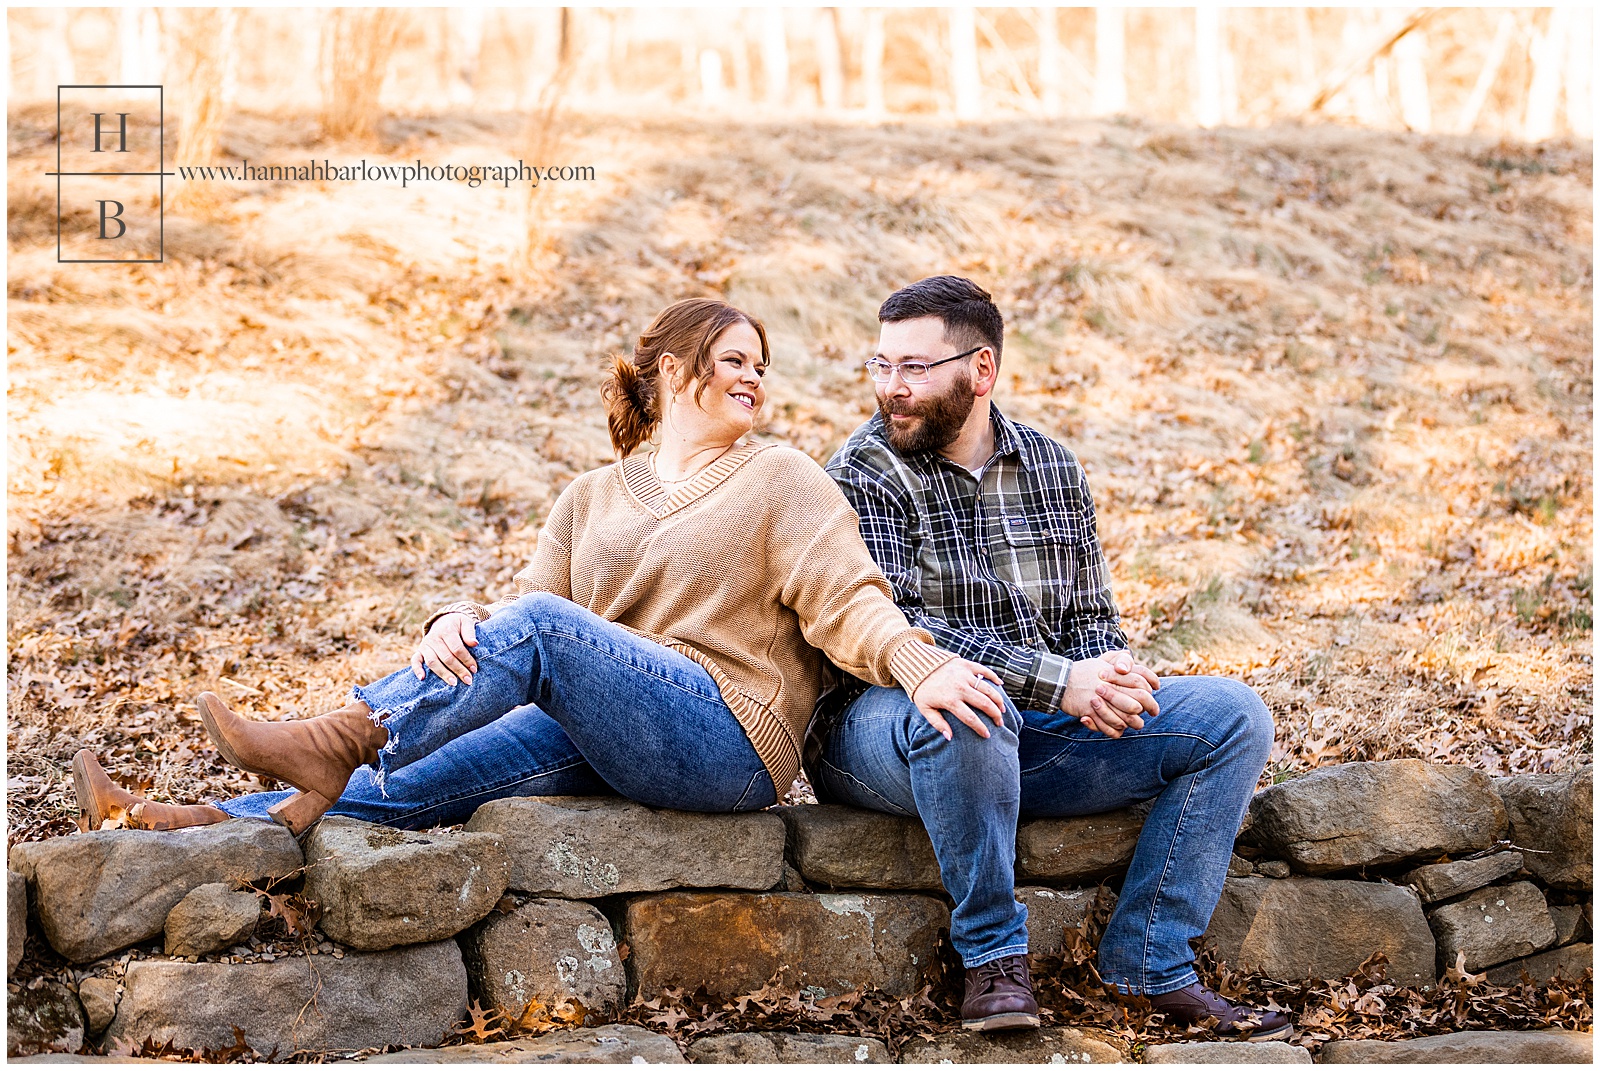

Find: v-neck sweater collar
619;443;764;519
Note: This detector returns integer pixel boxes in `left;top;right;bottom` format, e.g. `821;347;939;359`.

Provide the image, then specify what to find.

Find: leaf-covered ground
7;106;1592;855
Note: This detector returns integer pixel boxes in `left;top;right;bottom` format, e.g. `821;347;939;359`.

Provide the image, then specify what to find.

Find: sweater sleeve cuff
422;601;492;634
888;635;958;698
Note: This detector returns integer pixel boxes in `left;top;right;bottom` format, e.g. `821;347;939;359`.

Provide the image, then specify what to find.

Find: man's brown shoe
961;955;1041;1031
1146;982;1292;1041
72;750;229;832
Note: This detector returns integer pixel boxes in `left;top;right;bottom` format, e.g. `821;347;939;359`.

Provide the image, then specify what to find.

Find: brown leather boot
1146;982;1293;1041
961;955;1041;1031
196;692;386;834
72;750;229;832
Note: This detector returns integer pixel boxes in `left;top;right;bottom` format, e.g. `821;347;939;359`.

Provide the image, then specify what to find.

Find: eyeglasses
863;345;984;384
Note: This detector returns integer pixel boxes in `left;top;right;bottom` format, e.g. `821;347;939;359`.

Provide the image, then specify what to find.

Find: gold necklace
650;442;738;486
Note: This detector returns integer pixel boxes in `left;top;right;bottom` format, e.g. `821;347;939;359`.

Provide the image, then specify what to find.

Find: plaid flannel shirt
824;406;1128;714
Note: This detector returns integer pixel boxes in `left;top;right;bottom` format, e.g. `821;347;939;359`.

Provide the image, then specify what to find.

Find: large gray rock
302;817;508;952
7;982;85;1057
1203;877;1436;988
461;899;625;1020
1495;766;1593;889
1549;904;1586;946
1015;807;1149;883
76;977;118;1035
1319;1028;1591;1063
1246;761;1507;875
779;805;1148;890
363;1025;684;1063
625;892;947;999
103;940;468;1055
1143;1040;1310;1064
1484;942;1593;987
163;882;260;957
688;1032;891;1063
1017;887;1116;959
1402;852;1523;905
898;1026;1124;1063
465;797;785;898
1428;881;1556;973
9;868;27;975
7;822;302;963
776;806;939;889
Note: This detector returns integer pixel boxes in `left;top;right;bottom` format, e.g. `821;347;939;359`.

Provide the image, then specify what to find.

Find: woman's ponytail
602;351;659;458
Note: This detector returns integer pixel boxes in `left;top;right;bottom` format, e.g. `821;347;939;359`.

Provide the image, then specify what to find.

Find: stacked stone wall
7;759;1592;1062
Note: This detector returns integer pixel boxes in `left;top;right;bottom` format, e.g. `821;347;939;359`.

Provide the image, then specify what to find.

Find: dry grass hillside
7;104;1592;843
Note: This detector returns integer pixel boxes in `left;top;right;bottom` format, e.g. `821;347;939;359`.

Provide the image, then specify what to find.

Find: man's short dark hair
878;276;1004;366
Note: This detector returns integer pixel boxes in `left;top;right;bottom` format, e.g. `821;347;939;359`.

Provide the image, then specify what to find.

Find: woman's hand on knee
412;613;479;684
909;659;1006;741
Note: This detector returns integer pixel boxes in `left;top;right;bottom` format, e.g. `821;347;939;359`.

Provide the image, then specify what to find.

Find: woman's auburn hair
601;298;771;458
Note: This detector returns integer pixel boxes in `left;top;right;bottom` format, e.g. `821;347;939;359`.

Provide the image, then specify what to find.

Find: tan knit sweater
428;442;956;791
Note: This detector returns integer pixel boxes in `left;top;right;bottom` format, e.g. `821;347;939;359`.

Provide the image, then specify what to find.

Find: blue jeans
811;675;1273;991
811;684;1029;968
217;592;777;825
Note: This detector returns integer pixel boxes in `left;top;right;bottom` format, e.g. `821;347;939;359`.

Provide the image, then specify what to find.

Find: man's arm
1057;456;1132;661
829;452;1075;713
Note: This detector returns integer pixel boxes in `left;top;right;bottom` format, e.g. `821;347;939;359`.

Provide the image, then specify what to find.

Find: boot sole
1233;1023;1294;1043
71;750;105;832
962;1011;1041;1032
196;691;314;795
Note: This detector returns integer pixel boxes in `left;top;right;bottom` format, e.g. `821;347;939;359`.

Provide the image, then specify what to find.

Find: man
814;276;1288;1040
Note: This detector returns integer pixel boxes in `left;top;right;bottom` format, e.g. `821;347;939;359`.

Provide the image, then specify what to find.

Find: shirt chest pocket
998;513;1077;601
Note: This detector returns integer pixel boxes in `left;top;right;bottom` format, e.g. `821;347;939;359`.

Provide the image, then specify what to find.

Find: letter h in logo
54;85;165;263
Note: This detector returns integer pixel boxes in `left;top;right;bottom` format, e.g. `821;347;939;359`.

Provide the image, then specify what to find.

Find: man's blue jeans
811;675;1273;994
216;593;777;825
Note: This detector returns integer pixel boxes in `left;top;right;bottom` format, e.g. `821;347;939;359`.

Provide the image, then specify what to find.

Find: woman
74;298;1008;835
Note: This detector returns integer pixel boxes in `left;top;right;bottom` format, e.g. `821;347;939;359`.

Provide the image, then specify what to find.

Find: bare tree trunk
730;12;754;107
517;9;564;110
1393;29;1431;132
47;9;78;90
815;8;845;111
320;8;403;143
1367;10;1394;125
700;49;727;108
1454;12;1514;134
448;7;485;106
862;9;886;118
581;10;616;98
1524;7;1571;141
119;7;162;85
1035;8;1062;117
761;8;789;108
1092;8;1126;116
165;9;237;212
949;7;981;120
1308;9;1434;121
1566;6;1592;137
1194;7;1222;128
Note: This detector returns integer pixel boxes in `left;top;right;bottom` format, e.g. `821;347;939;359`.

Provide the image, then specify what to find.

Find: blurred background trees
8;7;1593;142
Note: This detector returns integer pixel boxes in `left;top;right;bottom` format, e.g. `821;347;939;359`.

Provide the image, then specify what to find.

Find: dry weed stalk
520;11;577;271
164;8;237;215
319;8;404;143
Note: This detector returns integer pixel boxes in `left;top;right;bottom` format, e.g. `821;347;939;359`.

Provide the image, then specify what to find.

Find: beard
878;379;976;455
